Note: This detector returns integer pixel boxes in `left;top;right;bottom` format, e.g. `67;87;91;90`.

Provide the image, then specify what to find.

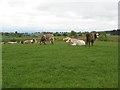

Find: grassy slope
2;41;118;88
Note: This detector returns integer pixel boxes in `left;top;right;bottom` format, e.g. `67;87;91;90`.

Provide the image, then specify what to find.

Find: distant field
2;41;118;88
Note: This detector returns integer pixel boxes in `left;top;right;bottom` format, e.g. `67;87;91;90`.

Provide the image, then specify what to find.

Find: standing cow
40;34;54;45
86;33;100;46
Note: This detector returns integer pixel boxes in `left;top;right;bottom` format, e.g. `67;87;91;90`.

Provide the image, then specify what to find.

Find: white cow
7;41;17;44
22;39;37;44
66;38;85;46
0;42;5;44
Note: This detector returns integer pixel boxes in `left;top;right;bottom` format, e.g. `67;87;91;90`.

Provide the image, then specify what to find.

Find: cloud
35;2;118;29
37;2;117;20
0;0;118;32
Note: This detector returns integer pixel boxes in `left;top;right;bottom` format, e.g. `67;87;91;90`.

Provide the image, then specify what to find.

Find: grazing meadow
2;40;118;88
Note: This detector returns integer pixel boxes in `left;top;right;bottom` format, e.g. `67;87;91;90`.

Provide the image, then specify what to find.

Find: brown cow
86;33;100;46
40;34;54;45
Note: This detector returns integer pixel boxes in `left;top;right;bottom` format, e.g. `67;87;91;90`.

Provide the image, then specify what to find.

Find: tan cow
66;38;85;46
21;39;37;44
0;42;5;44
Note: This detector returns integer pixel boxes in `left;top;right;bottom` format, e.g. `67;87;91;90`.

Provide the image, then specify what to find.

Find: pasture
2;41;118;88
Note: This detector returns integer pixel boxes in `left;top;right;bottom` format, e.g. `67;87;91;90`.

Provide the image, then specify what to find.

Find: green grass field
2;41;118;88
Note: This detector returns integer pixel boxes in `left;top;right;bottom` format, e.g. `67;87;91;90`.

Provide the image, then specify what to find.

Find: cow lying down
63;37;71;42
7;41;17;44
20;39;37;44
63;37;85;46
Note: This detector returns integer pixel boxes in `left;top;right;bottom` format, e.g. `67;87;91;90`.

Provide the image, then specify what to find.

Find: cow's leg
51;41;54;44
49;40;51;44
88;42;90;46
44;42;46;45
86;41;90;46
91;41;94;46
51;38;54;44
51;40;54;44
49;39;53;44
85;41;88;46
40;40;42;45
43;41;46;45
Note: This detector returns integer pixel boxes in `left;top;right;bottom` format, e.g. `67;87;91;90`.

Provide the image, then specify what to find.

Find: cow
7;41;17;44
86;32;100;46
21;39;37;44
63;37;71;42
40;34;54;45
65;38;85;46
0;42;5;44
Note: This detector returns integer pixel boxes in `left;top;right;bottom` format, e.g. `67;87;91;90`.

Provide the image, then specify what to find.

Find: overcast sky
0;0;119;32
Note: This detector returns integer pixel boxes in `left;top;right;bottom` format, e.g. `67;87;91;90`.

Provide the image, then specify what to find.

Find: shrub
98;32;107;41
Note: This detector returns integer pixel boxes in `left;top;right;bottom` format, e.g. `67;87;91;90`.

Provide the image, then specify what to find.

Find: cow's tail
49;35;54;44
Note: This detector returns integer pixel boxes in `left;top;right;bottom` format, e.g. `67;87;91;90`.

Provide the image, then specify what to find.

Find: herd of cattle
1;33;100;46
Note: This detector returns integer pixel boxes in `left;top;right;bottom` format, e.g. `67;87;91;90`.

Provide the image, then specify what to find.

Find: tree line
1;29;120;38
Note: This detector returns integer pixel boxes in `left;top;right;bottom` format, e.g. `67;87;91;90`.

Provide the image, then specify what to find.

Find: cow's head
95;33;100;38
66;38;72;43
63;37;71;42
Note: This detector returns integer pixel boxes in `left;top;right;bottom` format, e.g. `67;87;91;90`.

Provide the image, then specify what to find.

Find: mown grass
2;41;118;88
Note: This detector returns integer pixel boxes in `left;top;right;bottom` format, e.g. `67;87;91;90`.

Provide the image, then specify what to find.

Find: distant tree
77;32;82;36
43;32;46;34
70;30;77;38
57;34;61;36
91;31;96;33
53;32;59;36
15;31;18;34
1;32;4;36
98;32;107;41
4;32;10;36
63;32;68;36
70;30;76;36
111;29;120;35
14;31;18;37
